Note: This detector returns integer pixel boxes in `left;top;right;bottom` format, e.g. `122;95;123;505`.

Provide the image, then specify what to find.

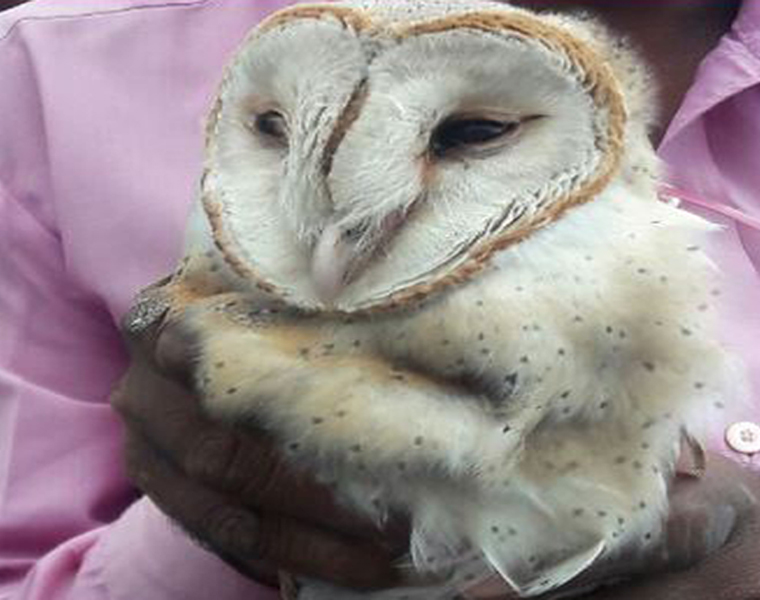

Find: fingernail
703;504;737;554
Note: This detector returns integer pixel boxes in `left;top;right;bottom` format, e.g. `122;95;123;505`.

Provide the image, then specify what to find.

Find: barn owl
126;1;744;598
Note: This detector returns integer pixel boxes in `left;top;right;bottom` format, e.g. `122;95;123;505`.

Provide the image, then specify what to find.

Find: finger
122;412;281;589
151;315;209;386
653;453;757;570
461;576;521;599
562;454;760;599
120;274;212;389
583;510;760;600
125;431;402;591
115;362;404;546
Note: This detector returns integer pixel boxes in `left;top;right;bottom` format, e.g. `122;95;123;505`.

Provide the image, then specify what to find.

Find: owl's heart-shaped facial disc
202;3;627;315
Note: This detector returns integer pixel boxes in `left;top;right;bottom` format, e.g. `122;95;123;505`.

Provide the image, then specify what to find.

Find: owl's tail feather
482;536;605;598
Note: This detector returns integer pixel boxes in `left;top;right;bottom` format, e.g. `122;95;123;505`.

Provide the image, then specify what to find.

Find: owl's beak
311;223;357;303
311;210;407;304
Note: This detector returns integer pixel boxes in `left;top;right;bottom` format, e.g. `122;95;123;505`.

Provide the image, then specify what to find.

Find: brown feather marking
258;5;373;36
322;79;370;181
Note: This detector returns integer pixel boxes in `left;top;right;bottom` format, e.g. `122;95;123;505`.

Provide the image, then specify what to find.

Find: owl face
202;1;629;313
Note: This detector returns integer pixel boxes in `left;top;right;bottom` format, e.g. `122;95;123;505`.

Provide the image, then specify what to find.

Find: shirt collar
660;0;760;149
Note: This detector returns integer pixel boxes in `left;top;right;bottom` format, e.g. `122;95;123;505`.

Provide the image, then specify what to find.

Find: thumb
121;275;199;385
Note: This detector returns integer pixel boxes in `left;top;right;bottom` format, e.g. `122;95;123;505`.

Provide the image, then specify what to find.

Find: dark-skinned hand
114;305;759;599
111;315;409;592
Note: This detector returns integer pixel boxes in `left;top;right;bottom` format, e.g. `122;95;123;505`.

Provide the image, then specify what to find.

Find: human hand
463;452;760;599
580;453;759;600
111;307;407;592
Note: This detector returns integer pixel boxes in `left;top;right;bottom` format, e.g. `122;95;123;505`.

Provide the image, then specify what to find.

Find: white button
725;422;760;455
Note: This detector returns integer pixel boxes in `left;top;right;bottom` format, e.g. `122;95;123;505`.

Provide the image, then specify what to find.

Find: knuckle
239;446;289;505
123;454;141;485
184;431;241;488
185;428;286;504
123;439;152;491
125;461;151;492
201;505;260;557
254;515;289;562
109;379;132;417
154;321;197;377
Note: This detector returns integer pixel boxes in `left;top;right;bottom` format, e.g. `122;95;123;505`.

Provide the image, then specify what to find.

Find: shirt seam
0;182;58;376
0;0;212;44
736;29;760;59
0;179;59;242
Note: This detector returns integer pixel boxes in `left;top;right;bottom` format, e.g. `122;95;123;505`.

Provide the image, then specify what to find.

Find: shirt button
725;422;760;455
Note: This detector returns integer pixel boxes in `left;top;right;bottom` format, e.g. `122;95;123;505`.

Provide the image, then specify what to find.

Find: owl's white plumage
144;1;744;598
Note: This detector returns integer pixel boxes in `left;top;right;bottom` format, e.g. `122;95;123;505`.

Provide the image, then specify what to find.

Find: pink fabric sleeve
0;183;278;600
15;500;280;600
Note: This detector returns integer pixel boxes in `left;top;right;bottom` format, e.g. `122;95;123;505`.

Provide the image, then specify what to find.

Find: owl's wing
164;291;511;507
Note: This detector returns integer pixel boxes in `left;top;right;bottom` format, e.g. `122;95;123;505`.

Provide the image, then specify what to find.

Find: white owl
129;1;744;598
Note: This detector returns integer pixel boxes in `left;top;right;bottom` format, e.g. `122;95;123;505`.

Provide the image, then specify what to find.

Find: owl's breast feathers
155;183;739;598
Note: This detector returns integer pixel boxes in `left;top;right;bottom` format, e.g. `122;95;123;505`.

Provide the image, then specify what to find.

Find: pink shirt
0;1;758;599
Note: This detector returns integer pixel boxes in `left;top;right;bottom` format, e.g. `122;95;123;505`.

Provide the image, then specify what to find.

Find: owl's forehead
250;0;604;69
260;0;545;34
336;0;512;23
244;0;618;112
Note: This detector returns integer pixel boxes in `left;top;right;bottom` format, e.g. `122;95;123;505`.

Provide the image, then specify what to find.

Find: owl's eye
342;220;371;242
430;116;522;158
252;110;288;143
